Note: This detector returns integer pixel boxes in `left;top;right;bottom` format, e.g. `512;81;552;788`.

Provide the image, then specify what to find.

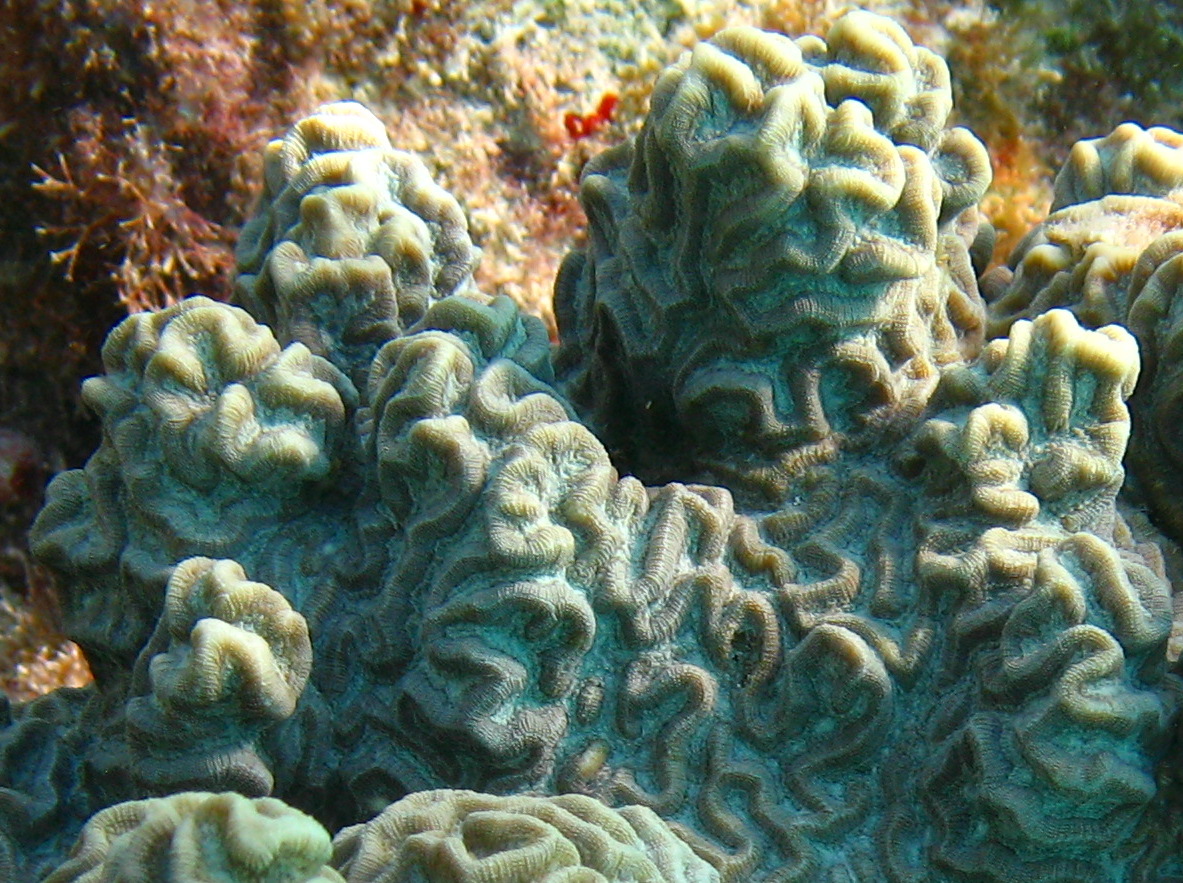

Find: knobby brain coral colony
3;9;1182;883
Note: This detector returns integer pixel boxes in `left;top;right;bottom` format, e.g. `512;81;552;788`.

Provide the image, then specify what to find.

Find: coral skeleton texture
2;9;1181;883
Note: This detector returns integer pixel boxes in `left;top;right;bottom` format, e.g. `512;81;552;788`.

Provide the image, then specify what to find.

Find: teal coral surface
3;9;1182;882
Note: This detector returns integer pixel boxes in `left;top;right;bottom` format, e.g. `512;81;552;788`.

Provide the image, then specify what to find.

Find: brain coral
2;10;1181;883
555;13;992;499
984;122;1183;545
40;789;716;883
42;791;341;883
331;790;719;882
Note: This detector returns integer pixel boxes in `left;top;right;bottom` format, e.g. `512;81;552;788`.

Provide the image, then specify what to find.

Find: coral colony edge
2;8;1182;882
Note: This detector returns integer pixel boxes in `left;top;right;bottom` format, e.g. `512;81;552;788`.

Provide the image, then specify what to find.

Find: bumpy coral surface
2;11;1181;883
556;12;993;498
332;790;719;882
42;791;340;883
38;789;715;883
985;122;1183;548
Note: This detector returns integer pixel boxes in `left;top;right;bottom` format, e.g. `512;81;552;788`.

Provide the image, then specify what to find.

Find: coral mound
2;10;1181;883
556;11;993;497
43;791;339;883
42;789;714;883
984;122;1183;545
332;790;719;882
